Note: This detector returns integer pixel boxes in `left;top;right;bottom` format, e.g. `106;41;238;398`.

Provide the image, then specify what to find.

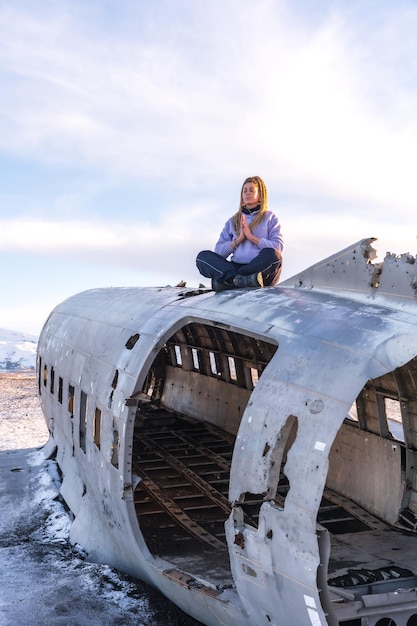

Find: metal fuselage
37;239;417;625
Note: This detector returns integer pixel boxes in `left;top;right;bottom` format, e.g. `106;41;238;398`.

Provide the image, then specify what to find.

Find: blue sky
1;0;416;335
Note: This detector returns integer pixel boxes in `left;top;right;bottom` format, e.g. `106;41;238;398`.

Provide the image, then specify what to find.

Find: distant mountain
0;328;38;372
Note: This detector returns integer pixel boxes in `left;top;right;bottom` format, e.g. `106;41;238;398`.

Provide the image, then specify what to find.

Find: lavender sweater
214;209;284;264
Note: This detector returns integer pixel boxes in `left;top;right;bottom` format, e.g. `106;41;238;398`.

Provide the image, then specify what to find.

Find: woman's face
242;182;260;209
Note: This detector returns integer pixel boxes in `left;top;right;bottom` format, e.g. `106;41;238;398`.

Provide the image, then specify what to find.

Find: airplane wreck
37;238;417;626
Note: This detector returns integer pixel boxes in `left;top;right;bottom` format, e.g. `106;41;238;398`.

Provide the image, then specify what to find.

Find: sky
0;0;416;335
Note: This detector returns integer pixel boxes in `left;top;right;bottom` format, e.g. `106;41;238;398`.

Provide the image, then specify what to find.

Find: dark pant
196;248;282;286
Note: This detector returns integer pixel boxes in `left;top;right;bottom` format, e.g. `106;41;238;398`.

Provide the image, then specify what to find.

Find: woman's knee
196;250;220;278
196;250;211;261
259;247;281;263
196;250;213;269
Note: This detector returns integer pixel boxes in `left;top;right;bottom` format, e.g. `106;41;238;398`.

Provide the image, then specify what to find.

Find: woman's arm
214;218;238;258
254;212;284;252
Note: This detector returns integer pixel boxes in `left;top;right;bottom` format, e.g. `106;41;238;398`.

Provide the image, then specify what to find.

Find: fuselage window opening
43;363;48;387
50;366;55;394
346;401;359;424
93;407;102;450
192;348;200;371
214;352;223;378
58;376;63;404
228;356;237;381
80;390;88;453
385;397;404;442
250;367;259;387
209;351;217;375
38;357;42;394
174;345;182;366
68;385;75;416
111;424;119;468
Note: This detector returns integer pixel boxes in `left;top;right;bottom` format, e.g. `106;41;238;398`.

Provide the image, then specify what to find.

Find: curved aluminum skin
37;239;417;626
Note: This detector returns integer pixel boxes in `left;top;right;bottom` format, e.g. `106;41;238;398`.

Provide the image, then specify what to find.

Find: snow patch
0;327;38;371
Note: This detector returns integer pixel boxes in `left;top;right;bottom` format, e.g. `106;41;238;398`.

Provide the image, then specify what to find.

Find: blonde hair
232;176;268;233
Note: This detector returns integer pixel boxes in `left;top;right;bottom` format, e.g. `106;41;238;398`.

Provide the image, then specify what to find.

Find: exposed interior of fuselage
131;321;417;624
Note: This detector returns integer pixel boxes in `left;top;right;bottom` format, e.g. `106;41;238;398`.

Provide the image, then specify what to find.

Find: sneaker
233;272;264;289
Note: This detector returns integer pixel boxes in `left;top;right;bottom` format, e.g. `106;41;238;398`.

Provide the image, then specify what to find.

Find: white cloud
0;203;219;270
1;202;414;281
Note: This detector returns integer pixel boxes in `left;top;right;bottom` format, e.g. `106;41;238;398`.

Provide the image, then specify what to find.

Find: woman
196;176;284;291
